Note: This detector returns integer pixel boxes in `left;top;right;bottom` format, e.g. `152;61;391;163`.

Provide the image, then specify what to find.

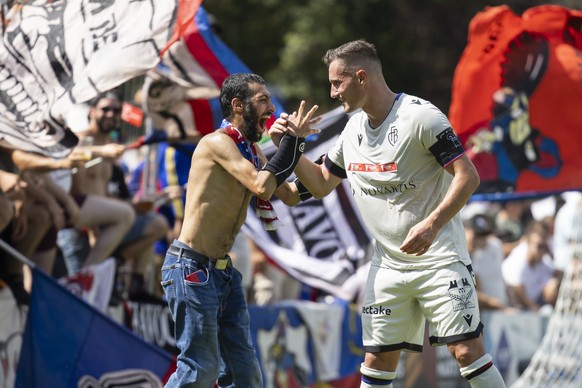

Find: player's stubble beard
240;103;262;143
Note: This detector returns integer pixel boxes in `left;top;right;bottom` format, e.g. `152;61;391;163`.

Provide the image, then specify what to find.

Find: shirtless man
161;73;318;387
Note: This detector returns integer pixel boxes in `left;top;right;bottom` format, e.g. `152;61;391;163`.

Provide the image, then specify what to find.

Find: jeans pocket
184;264;209;286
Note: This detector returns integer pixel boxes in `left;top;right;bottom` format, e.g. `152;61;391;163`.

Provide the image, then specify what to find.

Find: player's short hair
220;73;266;119
322;39;382;75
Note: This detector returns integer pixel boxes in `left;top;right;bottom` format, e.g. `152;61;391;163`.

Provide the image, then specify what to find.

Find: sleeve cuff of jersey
324;154;347;179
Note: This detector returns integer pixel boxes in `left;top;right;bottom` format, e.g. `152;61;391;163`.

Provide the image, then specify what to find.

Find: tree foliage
205;0;580;114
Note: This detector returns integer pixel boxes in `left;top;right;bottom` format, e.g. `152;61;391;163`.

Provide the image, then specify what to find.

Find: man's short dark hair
220;73;266;119
89;91;121;107
322;39;381;74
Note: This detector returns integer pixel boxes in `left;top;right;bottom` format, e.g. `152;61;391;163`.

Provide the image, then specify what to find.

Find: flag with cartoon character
449;5;582;200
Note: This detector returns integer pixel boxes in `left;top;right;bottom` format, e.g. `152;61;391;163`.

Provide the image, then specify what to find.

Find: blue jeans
161;240;263;387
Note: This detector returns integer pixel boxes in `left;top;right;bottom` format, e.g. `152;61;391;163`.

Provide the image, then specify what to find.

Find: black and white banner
0;0;200;157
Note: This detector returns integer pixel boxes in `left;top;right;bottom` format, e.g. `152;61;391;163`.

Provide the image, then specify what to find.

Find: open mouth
258;115;270;130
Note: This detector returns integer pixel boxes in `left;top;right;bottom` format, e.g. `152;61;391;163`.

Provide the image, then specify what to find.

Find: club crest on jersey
388;124;398;146
447;278;475;311
348;162;397;173
440;128;462;149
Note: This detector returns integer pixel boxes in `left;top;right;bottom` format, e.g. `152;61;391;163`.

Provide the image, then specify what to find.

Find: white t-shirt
326;93;470;270
471;237;508;305
502;241;555;302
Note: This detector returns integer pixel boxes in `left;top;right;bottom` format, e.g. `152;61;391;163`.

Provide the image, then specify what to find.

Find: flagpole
0;238;36;268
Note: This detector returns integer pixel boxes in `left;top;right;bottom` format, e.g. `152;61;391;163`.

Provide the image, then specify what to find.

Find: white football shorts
361;260;483;353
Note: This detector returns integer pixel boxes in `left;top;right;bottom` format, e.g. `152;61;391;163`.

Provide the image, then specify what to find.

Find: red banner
449;5;582;200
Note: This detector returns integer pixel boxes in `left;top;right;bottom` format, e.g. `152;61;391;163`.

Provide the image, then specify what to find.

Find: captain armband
263;133;306;186
428;127;464;167
293;154;325;201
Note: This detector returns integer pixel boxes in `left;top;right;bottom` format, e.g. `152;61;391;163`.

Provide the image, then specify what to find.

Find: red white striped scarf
224;125;281;230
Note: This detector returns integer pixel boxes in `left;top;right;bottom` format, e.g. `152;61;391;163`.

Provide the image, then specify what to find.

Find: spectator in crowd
160;72;318;386
529;195;564;255
1;142;136;282
70;92;169;298
464;212;513;312
495;199;533;257
0;168;54;298
502;220;561;311
0;146;86;277
108;160;170;298
132;74;258;298
153;141;258;300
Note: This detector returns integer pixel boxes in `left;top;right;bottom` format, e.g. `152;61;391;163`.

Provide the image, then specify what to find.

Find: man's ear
355;69;367;84
232;98;244;113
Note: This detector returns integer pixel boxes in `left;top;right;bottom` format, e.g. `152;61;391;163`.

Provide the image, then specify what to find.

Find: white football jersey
326;93;471;269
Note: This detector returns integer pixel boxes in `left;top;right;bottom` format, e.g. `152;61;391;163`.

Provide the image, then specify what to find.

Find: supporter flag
0;0;201;158
449;5;582;201
15;268;175;387
141;6;286;144
249;299;363;387
243;107;372;298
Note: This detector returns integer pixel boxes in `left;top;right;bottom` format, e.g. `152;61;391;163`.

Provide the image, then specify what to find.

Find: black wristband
294;178;313;201
293;154;325;201
263;133;306;186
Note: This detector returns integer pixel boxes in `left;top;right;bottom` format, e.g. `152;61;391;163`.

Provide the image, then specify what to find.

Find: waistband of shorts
167;241;232;270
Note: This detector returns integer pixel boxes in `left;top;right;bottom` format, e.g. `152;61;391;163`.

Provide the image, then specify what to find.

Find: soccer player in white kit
270;40;505;387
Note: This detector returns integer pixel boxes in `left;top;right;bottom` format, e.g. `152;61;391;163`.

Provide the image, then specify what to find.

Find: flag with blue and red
148;6;286;143
15;268;176;387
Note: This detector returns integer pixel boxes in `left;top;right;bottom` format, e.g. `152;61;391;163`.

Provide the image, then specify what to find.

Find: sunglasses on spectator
100;106;121;114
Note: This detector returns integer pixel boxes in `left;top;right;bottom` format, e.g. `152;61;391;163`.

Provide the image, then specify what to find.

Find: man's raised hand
286;101;320;139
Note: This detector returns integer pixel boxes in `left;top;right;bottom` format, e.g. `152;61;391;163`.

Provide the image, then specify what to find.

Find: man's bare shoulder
198;130;228;147
197;130;238;157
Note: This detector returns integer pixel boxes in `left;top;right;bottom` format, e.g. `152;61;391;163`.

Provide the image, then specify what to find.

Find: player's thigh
362;264;424;351
418;262;481;344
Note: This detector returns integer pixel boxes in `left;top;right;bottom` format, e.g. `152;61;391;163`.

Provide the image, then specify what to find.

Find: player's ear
355;69;367;84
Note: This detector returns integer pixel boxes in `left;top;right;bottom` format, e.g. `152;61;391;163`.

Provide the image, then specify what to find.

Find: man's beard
240;105;262;143
98;118;117;134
